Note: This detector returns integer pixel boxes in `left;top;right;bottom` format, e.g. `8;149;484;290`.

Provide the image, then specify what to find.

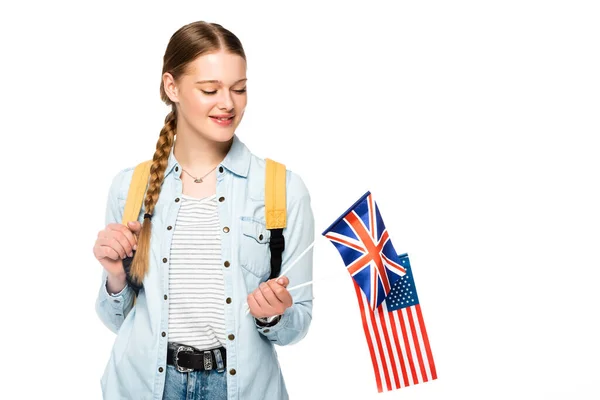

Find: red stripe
368;298;393;391
406;306;427;382
378;305;401;389
324;233;364;252
354;282;383;393
389;310;410;387
398;309;418;384
416;304;437;380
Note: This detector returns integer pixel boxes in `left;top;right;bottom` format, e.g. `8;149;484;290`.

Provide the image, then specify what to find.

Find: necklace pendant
194;178;203;183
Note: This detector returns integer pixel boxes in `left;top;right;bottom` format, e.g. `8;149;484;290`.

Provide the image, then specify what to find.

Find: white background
1;1;599;399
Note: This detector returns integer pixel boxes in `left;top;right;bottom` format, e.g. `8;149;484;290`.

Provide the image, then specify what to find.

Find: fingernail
128;252;133;257
133;244;137;250
277;278;285;285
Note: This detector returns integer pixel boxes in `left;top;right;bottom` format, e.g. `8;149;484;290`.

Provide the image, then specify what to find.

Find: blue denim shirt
95;134;314;400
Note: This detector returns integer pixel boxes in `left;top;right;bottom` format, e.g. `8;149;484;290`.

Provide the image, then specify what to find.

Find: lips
209;115;235;127
210;115;234;121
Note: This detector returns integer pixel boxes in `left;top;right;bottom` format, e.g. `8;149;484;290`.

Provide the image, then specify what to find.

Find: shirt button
264;329;270;333
226;297;232;304
113;299;120;303
163;258;168;263
223;226;230;233
167;226;172;230
164;295;168;300
229;369;236;375
175;198;180;202
162;332;166;337
224;261;230;268
175;166;179;171
218;196;225;202
259;234;263;240
159;367;164;373
228;334;235;340
219;167;224;173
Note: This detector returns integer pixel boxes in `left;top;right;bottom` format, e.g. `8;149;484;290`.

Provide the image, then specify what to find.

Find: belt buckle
203;350;213;371
173;346;194;373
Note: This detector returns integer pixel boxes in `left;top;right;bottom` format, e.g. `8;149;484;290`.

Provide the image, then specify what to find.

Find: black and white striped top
167;193;225;349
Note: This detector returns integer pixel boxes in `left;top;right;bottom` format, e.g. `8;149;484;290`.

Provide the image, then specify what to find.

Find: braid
129;109;177;284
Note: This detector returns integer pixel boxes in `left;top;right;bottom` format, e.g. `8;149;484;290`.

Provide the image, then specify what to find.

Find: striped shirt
167;193;226;350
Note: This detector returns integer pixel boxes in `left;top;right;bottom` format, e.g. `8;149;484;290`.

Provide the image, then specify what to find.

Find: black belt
167;343;227;373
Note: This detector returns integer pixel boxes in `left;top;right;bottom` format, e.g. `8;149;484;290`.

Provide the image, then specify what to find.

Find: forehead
184;51;246;84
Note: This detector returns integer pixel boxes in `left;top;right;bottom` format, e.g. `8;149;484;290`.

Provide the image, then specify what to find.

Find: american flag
321;191;406;310
353;252;437;392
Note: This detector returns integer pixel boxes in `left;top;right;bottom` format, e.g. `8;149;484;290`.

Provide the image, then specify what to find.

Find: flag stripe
324;232;365;252
416;304;438;379
378;305;401;389
368;296;393;390
407;306;427;383
388;310;410;387
354;282;383;392
398;309;419;384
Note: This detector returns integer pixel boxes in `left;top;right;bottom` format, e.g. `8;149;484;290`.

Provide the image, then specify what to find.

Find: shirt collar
164;134;251;179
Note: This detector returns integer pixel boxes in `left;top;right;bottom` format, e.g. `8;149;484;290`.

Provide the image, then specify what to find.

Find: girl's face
166;50;248;142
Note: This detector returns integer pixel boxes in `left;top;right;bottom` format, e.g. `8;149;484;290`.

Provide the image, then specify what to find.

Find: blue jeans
162;364;227;400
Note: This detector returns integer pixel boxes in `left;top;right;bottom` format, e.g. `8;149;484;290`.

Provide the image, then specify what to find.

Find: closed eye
201;88;246;95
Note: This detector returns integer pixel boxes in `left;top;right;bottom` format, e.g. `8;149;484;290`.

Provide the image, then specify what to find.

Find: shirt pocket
239;217;272;282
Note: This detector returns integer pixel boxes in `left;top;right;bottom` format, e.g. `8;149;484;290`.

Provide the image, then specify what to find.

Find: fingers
275;276;289;287
107;223;138;252
97;224;137;260
96;236;132;259
266;279;292;307
93;242;121;261
126;220;143;235
252;285;277;315
247;279;293;319
246;292;262;318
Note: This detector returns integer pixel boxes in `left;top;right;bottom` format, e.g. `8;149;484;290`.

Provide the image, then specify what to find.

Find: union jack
322;191;406;310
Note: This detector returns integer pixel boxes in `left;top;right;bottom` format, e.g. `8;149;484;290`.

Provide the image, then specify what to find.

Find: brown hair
129;21;246;285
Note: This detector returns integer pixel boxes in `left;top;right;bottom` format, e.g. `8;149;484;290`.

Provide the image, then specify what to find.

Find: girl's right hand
93;221;142;278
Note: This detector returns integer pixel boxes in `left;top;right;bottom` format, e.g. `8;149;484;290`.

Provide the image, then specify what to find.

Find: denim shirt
95;134;315;400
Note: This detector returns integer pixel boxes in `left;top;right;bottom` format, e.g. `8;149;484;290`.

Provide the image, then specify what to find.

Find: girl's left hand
247;276;292;318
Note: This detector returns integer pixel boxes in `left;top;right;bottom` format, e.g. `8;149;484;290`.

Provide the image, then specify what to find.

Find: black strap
268;228;285;280
122;250;143;296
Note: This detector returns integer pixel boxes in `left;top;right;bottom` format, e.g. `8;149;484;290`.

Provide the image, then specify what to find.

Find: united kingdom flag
322;191;406;310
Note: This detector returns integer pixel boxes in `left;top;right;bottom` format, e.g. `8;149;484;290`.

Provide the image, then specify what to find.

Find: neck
173;132;233;175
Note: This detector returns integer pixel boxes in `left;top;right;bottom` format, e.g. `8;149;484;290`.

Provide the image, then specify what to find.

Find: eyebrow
195;78;247;85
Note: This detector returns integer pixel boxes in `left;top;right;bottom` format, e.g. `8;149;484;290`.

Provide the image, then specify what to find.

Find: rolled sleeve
95;271;135;333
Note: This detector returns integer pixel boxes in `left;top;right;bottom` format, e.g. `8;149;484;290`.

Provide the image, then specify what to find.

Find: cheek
234;95;248;111
184;92;216;115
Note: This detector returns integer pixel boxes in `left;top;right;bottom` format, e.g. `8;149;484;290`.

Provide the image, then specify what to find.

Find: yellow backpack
121;158;287;298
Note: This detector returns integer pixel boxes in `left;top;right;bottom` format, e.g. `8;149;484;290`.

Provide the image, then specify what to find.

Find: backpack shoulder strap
122;160;152;226
121;160;152;301
265;158;287;280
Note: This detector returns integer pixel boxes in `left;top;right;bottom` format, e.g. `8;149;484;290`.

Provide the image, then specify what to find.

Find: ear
163;72;179;103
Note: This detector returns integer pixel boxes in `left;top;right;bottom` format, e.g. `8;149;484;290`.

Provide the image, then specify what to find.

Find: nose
217;91;234;112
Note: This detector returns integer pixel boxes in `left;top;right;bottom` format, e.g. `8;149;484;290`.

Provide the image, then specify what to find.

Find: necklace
181;165;218;183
